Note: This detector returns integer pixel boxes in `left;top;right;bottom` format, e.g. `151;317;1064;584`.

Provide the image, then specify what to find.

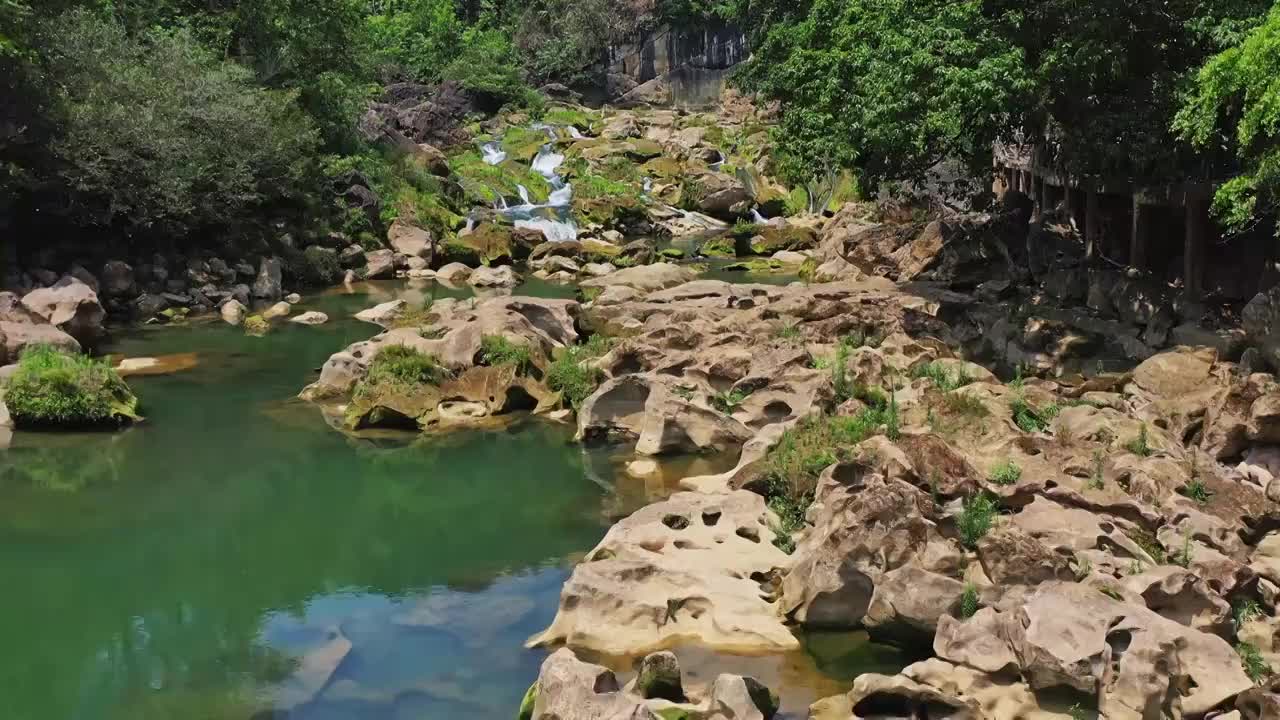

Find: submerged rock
289;311;329;325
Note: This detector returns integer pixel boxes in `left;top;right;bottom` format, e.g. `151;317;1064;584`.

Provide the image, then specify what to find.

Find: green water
0;278;904;720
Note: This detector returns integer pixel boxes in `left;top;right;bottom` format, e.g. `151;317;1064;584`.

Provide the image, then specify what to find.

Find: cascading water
483;130;579;242
750;207;768;224
481;142;507;165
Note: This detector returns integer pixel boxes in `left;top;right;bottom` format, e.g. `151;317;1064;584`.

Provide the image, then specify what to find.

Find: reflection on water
0;278;901;720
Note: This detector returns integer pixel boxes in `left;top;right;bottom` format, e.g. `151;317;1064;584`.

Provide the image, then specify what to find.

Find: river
0;278;909;720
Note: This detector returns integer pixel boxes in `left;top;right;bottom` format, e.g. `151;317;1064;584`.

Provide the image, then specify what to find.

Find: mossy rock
438;224;539;267
244;315;269;336
575;195;645;226
4;346;141;428
636;652;684;702
748;225;819;255
643;156;685;181
452;152;552;206
724;259;785;273
625;138;664;161
659;248;685;259
700;236;738;257
501;126;551;163
655;709;693;720
516;681;538;720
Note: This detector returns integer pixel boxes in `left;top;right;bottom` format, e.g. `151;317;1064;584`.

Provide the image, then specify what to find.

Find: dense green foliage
479;335;535;375
546;335;612;409
1176;4;1280;234
4;345;139;427
732;0;1275;229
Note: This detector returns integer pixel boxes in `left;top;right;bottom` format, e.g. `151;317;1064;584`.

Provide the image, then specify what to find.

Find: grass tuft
1124;423;1153;457
957;493;998;549
911;361;973;392
546;335;612;409
479;335;535;375
354;345;447;400
959;583;979;618
1238;642;1273;684
989;459;1022;486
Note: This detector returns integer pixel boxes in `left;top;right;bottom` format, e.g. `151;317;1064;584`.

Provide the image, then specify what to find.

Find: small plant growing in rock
1172;536;1194;568
1099;585;1123;601
1074;555;1093;580
959;583;980;618
1238;642;1273;684
1125;529;1167;565
479;335;535;375
989;459;1022;486
1181;477;1211;504
831;341;853;402
798;257;818;284
957;493;998;549
775;323;803;344
1235;599;1264;630
884;383;901;440
1088;450;1106;490
1068;703;1092;720
673;385;696;400
1124;423;1153;457
712;388;750;413
547;335;612;409
1011;394;1057;433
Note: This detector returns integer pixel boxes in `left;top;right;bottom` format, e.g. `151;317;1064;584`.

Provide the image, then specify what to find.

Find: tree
38;9;321;237
1176;3;1280;234
736;0;1035;185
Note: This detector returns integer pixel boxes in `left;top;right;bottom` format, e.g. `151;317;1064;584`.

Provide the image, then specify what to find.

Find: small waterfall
643;177;653;195
710;151;726;171
750;207;768;224
481;142;507;165
568;127;584;139
486;132;578;242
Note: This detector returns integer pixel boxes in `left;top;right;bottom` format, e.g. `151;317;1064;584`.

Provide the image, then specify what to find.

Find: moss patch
5;345;140;428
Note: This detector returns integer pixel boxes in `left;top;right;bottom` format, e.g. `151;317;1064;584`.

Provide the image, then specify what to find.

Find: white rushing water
750;207;768;224
480;142;507;165
483;132;579;242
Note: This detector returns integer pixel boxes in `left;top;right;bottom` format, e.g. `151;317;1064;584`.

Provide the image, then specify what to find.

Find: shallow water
0;278;905;720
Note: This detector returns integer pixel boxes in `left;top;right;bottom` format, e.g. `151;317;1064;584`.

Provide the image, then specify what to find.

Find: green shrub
441;26;526;103
353;345;447;400
1011;393;1058;433
4;346;139;427
1124;423;1153;457
711;388;751;413
546;335;612;409
775;323;803;344
764;411;885;507
957;493;997;549
989;460;1022;486
1235;599;1264;630
831;340;853;402
959;583;980;618
1238;642;1273;684
300;245;342;285
479;335;535;375
1181;476;1211;504
911;361;973;392
39;11;321;236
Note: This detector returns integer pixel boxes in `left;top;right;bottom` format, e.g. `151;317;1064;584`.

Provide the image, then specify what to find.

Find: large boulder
0;321;81;365
363;249;397;280
99;260;135;298
684;171;752;219
580;263;697;294
388;219;434;259
934;582;1253;718
781;462;961;640
529;490;798;656
468;264;520;288
20;278;105;347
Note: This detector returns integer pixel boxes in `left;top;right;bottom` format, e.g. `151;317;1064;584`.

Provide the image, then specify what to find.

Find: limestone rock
0;320;81;365
468;264;520;288
577;375;754;455
388;219;434;259
529;490;798;656
580;263;696;294
354;299;407;327
289;311;329;325
261;301;292;320
220;299;247;326
436;262;472;284
20;278;105;347
364;249;396;280
635;651;683;702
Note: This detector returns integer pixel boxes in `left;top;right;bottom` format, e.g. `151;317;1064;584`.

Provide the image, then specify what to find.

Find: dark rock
134;293;170;318
100;260;135;298
339;245;366;269
252;257;283;299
